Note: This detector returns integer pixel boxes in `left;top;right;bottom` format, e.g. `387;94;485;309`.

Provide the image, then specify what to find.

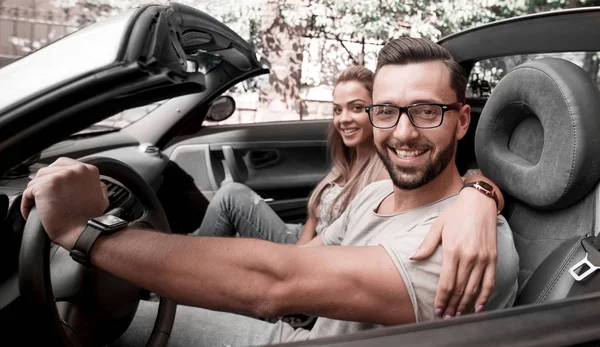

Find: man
22;37;518;346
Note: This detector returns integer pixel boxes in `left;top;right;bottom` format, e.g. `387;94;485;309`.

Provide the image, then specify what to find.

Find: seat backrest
474;57;600;305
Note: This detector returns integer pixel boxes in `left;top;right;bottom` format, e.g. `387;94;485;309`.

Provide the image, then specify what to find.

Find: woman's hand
410;187;499;318
296;216;318;245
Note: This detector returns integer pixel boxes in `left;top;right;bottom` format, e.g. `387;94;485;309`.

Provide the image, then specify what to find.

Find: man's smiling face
372;60;470;190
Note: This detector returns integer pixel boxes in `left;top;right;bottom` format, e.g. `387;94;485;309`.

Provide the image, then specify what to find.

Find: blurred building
0;0;80;67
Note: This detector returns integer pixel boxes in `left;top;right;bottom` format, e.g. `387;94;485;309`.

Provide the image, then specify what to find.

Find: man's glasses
365;102;462;129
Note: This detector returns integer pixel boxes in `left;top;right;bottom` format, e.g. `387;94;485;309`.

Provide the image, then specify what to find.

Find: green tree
12;0;600;118
230;0;302;121
53;0;260;40
297;0;533;66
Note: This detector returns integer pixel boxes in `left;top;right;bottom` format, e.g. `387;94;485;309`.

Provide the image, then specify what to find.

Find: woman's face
332;81;373;149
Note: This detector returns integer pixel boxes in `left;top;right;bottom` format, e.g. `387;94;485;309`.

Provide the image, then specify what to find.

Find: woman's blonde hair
306;66;384;220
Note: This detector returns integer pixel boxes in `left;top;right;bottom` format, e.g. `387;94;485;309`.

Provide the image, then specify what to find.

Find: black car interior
474;57;600;304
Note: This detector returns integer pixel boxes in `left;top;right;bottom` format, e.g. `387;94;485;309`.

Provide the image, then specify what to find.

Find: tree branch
337;35;359;65
302;30;383;46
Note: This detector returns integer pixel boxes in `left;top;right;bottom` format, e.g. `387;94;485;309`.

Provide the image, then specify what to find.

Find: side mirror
205;95;236;122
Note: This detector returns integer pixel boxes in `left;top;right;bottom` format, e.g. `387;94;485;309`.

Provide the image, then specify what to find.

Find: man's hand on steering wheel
20;157;109;250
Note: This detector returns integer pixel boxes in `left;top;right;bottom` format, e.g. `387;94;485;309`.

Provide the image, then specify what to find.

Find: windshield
78;51;223;134
0;9;136;114
68;100;168;137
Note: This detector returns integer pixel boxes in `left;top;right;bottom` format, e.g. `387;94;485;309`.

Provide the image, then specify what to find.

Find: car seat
474;57;600;305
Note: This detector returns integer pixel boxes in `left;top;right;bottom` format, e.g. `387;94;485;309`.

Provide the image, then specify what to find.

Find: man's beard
376;133;456;190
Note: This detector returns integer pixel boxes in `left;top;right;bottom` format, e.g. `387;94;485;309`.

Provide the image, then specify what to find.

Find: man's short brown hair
375;37;467;103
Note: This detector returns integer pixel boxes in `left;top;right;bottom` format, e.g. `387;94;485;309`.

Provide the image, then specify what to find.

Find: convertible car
1;3;600;346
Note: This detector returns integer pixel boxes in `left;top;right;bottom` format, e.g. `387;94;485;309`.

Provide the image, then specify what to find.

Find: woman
297;66;385;244
193;66;384;244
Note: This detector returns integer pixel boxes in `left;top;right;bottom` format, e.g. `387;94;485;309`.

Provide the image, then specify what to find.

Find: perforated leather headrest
475;58;600;209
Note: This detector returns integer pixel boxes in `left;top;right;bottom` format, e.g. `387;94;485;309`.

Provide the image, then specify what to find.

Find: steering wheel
18;157;177;347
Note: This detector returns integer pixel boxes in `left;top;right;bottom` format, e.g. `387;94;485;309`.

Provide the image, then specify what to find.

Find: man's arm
92;230;415;325
21;158;413;325
411;169;502;318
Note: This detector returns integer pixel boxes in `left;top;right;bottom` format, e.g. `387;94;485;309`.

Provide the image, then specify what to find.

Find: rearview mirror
205;95;236;122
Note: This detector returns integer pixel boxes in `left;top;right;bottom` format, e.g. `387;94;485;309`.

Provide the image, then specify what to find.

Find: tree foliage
52;0;261;40
11;0;600;118
292;0;600;66
45;0;599;71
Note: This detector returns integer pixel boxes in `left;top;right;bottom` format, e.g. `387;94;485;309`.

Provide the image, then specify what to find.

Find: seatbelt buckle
569;236;600;281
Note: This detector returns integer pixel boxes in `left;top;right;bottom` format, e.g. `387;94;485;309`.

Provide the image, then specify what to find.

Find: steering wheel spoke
50;246;85;301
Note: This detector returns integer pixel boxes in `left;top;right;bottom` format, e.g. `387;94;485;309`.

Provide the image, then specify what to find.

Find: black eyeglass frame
365;102;463;129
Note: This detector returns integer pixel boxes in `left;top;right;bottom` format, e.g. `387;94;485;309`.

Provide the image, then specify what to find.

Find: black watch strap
70;224;103;267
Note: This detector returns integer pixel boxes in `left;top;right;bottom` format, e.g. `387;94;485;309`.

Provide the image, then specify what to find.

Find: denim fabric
193;183;303;244
111;300;310;347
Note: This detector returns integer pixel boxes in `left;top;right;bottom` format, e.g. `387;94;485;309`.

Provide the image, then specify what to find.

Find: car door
164;119;330;225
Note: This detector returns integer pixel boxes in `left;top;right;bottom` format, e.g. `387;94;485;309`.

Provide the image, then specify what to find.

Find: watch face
477;181;493;192
93;214;127;228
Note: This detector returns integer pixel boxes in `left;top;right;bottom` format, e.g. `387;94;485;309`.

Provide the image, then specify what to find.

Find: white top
314;183;344;235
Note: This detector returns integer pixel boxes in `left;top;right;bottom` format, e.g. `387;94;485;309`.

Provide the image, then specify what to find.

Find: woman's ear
455;104;471;141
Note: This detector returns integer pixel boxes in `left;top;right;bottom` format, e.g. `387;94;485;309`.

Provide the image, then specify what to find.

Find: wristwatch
70;214;129;266
461;181;500;212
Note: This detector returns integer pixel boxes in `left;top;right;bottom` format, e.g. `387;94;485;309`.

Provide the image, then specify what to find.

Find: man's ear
455;104;471;141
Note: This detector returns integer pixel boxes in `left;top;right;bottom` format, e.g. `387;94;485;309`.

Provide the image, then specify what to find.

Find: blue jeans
111;300;310;346
193;183;303;244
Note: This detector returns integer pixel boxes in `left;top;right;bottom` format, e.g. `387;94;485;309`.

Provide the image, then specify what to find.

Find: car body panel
283;292;600;346
439;7;600;67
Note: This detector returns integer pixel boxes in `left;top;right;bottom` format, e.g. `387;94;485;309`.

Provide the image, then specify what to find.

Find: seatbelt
567;234;600;298
595;187;600;236
565;188;600;295
570;188;600;281
569;235;600;281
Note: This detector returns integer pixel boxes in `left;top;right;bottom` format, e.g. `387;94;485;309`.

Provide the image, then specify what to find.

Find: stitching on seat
535;239;582;303
512;231;570;242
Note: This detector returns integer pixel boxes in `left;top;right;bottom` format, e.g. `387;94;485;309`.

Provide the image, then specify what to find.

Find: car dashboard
0;143;174;337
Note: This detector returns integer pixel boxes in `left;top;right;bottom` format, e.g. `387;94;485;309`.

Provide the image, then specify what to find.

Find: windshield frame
0;9;137;114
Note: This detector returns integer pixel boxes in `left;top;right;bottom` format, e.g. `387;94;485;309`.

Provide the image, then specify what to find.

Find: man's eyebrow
410;99;442;104
373;99;441;105
372;100;396;105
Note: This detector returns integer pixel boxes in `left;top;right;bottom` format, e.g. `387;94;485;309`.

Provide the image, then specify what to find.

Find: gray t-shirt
287;180;519;341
